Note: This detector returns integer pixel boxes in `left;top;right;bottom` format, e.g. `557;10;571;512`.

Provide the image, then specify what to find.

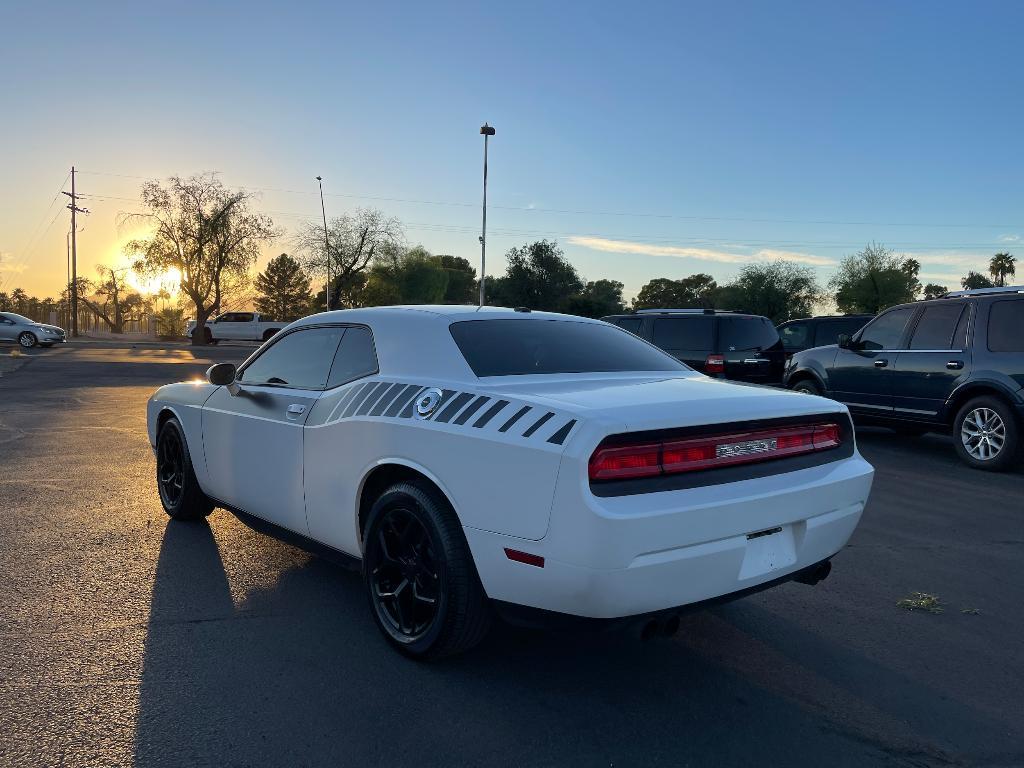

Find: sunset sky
2;1;1023;303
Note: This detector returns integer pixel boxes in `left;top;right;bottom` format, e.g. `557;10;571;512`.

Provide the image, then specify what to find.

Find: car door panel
891;302;972;418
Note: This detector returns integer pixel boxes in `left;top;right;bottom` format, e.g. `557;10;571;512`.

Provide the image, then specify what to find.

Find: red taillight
589;422;843;481
705;354;725;375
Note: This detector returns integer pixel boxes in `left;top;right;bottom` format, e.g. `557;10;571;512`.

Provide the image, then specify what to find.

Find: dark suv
777;314;873;357
783;286;1024;470
602;309;785;384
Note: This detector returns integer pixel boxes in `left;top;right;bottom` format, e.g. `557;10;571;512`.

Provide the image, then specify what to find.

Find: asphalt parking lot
1;342;1022;768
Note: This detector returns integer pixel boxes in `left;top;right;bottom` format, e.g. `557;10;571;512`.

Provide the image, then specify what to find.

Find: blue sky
2;0;1022;301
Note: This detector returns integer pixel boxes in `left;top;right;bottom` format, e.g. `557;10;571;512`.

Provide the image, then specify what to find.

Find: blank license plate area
739;525;796;579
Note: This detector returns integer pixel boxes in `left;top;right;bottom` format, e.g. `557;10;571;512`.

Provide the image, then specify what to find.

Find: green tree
632;274;717;310
717;261;823;323
254;253;313;321
922;283;949;300
487;240;584;311
989;252;1016;287
437;255;477;304
361;246;449;306
0;291;9;311
829;242;921;314
566;279;625;318
961;271;994;290
125;174;276;345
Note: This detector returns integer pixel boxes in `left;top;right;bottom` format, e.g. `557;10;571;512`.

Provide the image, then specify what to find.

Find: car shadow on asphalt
129;518;1012;767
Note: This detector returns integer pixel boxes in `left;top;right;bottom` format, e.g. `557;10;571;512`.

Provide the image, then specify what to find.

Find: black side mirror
207;363;236;386
837;334;852;350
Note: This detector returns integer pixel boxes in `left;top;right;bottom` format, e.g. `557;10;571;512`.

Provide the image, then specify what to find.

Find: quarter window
988;299;1024;352
908;304;964;350
327;327;379;387
857;307;915;351
239;326;346;389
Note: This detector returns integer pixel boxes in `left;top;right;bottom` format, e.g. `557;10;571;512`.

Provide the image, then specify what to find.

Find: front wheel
18;332;37;348
156;417;214;519
363;481;490;660
792;378;822;396
953;396;1020;471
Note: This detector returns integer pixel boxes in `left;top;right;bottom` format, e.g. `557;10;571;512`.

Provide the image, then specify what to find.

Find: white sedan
147;306;874;658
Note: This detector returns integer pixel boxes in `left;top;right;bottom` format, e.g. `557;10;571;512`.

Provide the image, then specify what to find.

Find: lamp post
479;123;495;307
316;176;331;310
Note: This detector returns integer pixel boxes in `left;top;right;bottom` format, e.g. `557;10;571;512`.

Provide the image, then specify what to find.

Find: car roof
780;314;873;323
602;311;766;320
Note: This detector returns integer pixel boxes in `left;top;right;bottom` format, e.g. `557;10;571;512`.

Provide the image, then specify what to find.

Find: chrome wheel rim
18;333;33;348
368;507;441;642
157;429;185;507
960;407;1006;461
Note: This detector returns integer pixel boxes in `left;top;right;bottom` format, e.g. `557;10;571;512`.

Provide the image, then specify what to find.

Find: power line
0;170;71;291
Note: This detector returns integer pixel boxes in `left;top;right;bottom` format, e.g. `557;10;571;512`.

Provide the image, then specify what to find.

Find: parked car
784;286;1024;470
0;312;67;348
777;314;873;357
147;306;873;658
602;309;786;385
186;311;284;344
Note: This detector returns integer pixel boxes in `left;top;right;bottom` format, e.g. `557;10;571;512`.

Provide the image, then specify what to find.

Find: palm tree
989;252;1016;287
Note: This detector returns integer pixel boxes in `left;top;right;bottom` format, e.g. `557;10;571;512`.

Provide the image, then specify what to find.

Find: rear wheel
363;481;490;660
18;332;37;348
953;396;1020;471
156;417;214;519
792;378;822;396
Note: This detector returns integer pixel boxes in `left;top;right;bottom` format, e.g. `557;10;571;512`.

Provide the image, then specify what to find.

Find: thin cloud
998;234;1020;243
0;251;26;274
568;236;834;267
919;271;964;285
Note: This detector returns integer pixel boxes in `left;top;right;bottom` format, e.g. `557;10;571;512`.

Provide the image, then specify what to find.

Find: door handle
286;403;306;420
946;360;964;370
873;359;888;368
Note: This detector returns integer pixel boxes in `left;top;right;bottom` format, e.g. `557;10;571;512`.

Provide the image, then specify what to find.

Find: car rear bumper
465;454;873;619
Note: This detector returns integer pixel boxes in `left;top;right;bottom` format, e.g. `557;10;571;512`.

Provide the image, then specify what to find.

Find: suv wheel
363;481;490;660
792;379;822;396
953;397;1020;471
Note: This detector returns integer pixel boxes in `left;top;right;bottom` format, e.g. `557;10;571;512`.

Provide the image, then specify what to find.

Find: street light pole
316;176;331;311
479;123;495;307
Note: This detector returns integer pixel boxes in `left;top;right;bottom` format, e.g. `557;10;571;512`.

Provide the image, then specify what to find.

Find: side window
908;304;965;350
613;317;643;335
719;317;779;351
952;305;971;349
779;322;809;350
988;299;1024;352
857;307;915;351
815;318;864;347
236;313;255;322
327;327;379;387
652;317;714;351
238;326;346;389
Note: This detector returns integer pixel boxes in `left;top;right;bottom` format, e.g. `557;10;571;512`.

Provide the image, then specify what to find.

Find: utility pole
62;166;88;337
316;176;331;311
479;124;495;307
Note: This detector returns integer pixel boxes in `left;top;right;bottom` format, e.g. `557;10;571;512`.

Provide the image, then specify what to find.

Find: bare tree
123;174;277;345
294;207;403;309
78;266;146;333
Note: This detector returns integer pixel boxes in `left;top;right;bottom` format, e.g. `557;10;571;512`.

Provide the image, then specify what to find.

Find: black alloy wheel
155;418;214;520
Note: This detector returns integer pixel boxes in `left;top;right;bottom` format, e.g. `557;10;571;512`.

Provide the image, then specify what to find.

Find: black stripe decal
498;406;531;433
453;395;489;426
340;382;374;418
435;392;473;423
329;384;363;421
369;382;406;416
356;382;393;416
546;419;577;445
523;411;555;437
473;399;509;428
386;384;421;418
398;387;430;418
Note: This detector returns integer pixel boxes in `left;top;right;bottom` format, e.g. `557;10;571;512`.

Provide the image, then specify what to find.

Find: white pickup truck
186;312;285;344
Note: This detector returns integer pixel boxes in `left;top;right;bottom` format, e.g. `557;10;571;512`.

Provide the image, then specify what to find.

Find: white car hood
486;374;845;432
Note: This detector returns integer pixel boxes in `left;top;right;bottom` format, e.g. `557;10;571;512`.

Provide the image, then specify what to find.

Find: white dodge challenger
147;306;874;658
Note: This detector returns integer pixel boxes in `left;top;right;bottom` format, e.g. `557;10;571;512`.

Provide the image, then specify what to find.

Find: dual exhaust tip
635;559;833;641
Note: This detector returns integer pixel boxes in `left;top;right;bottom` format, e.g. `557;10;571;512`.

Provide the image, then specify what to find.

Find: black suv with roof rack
783;286;1024;470
601;309;786;385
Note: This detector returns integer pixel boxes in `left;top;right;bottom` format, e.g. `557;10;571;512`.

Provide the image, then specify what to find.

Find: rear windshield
652;317;714;350
719;316;780;351
449;319;686;377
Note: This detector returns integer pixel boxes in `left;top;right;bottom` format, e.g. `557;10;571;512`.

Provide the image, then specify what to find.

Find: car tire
363;481;490;660
792;379;822;396
953;396;1020;472
18;332;37;348
156;417;215;520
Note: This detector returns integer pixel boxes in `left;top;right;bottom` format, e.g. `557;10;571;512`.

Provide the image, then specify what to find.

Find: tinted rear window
778;321;809;350
988;299;1024;352
719;316;779;351
652;317;714;350
450;319;685;377
909;304;964;349
611;316;643;335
